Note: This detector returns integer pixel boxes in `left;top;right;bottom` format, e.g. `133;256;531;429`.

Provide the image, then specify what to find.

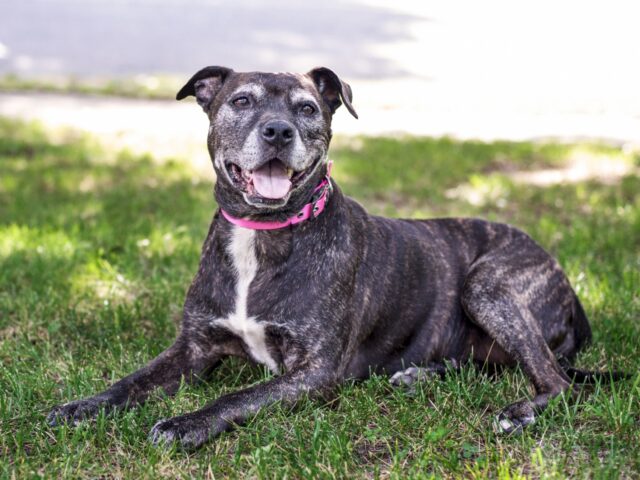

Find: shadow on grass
331;136;570;208
0;118;213;348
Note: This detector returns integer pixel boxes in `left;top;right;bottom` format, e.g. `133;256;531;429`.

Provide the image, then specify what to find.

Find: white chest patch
213;227;279;373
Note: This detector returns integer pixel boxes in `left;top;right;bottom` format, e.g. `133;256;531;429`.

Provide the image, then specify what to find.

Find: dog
48;66;610;449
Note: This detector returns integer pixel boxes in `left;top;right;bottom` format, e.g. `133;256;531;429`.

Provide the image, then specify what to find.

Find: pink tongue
252;160;292;199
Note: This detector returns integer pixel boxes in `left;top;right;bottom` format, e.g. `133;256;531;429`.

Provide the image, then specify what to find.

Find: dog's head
177;67;357;217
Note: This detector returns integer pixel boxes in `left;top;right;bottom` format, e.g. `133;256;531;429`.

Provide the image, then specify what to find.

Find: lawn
1;117;638;478
0;74;179;100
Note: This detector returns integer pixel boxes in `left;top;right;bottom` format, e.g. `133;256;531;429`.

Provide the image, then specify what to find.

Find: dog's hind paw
390;367;425;387
493;400;536;435
390;362;452;388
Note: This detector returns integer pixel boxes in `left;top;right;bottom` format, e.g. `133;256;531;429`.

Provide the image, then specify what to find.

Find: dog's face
177;67;357;213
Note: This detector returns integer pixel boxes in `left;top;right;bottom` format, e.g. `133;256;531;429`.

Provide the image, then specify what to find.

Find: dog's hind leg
461;268;573;434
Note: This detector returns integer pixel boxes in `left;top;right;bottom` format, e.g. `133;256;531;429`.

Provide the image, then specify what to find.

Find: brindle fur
48;67;596;448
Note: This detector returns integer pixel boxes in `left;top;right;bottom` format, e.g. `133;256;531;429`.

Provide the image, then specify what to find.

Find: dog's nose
261;120;294;147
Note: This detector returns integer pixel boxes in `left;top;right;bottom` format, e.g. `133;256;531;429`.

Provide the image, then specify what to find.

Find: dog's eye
301;104;316;116
232;96;250;108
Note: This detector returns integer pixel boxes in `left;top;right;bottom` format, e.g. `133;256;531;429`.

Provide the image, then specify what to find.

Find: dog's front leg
47;336;219;426
149;365;335;450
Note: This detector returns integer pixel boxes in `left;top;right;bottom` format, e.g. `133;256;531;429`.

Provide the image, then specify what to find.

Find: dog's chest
212;227;279;372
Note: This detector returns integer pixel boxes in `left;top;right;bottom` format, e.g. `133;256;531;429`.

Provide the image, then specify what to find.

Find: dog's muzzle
225;155;323;202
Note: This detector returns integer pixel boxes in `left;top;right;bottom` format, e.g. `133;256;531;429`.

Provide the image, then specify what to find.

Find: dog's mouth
225;157;318;201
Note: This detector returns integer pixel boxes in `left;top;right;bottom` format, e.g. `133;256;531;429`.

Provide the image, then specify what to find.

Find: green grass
1;117;638;478
0;74;179;100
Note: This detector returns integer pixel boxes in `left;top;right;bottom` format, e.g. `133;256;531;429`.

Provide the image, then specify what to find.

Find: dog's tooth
287;168;294;178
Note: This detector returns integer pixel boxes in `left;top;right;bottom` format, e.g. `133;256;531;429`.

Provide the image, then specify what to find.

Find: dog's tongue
252;160;292;199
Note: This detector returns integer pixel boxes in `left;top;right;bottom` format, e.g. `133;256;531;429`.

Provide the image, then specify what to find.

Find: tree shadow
0;119;213;343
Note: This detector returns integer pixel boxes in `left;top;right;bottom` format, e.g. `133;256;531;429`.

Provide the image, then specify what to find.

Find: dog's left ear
307;67;358;119
176;66;234;112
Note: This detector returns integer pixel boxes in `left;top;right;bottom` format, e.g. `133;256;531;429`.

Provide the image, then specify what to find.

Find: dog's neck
210;177;343;267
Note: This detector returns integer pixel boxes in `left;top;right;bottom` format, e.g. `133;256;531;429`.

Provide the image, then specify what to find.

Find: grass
1;117;638;478
0;74;179;100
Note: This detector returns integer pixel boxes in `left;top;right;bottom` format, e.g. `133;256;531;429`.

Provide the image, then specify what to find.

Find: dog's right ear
176;66;234;111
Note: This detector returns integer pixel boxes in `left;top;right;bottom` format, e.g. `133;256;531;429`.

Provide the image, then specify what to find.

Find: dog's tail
562;365;632;383
572;293;592;353
558;294;631;383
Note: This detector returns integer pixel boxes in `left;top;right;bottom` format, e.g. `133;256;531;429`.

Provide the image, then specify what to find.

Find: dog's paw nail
46;409;62;427
149;419;176;447
494;400;536;435
149;418;203;449
47;399;105;427
494;416;520;435
390;367;422;387
389;372;408;387
499;418;513;431
47;402;77;427
149;415;215;450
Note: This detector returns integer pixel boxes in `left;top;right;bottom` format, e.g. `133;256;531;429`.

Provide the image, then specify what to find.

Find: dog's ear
176;66;234;111
307;67;358;119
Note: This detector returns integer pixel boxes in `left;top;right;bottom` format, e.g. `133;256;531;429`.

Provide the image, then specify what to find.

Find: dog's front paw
493;400;536;435
149;414;221;450
47;398;106;426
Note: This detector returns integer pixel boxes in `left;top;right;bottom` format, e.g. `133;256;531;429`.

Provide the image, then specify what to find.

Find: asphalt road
0;0;419;79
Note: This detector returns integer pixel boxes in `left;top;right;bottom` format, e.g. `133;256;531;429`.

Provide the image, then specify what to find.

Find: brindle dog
48;66;609;449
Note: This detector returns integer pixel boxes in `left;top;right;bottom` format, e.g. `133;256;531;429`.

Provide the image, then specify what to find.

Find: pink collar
220;161;333;230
